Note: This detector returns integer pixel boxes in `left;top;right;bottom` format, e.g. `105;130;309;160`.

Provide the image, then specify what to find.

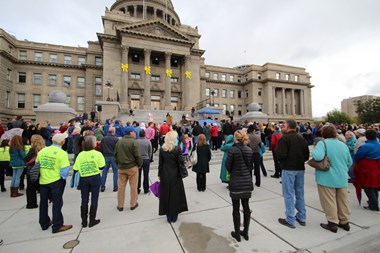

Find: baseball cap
52;133;68;143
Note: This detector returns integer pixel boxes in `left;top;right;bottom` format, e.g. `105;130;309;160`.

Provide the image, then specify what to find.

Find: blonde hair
31;134;45;152
162;131;178;152
197;134;207;146
83;130;94;137
38;121;48;129
234;130;249;145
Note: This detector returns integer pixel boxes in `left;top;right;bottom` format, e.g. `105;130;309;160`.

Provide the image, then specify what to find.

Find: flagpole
165;0;168;21
143;0;145;20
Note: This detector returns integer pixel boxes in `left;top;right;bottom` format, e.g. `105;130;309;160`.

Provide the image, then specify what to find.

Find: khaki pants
317;185;350;225
117;166;139;209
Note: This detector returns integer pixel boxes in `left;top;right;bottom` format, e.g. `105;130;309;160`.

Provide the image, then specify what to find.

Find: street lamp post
211;90;215;106
105;81;113;101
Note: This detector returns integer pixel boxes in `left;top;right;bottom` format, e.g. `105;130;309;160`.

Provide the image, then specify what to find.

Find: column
154;8;157;19
183;55;190;110
121;46;129;109
143;49;151;109
272;87;276;114
291;89;295;115
300;89;305;116
164;52;172;110
143;5;147;19
282;88;286;115
133;5;137;18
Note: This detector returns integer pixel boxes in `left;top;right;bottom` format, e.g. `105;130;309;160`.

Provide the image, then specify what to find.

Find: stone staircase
119;109;190;124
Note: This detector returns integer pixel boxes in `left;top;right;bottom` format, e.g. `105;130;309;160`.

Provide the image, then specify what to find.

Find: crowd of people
0;115;379;243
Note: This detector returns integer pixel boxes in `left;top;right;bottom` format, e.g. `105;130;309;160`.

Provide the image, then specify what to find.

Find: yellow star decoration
144;66;151;75
121;63;129;72
166;69;173;78
185;71;192;80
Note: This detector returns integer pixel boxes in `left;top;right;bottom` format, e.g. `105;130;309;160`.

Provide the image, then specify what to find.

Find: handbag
29;162;40;183
190;148;198;166
307;140;330;171
150;181;160;198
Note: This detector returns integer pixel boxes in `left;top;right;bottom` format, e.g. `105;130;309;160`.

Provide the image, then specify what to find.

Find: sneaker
296;217;306;226
278;218;295;229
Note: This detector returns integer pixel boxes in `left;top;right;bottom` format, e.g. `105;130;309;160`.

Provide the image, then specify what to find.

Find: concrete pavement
1;149;380;253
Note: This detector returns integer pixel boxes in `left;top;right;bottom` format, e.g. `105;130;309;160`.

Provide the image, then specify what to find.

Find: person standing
136;130;152;194
0;140;10;192
222;120;234;141
191;121;203;145
270;126;283;178
74;136;105;228
312;126;352;232
159;121;170;146
220;135;234;184
192;134;211;191
210;124;219;151
276;120;310;229
158;131;188;223
9;135;26;197
259;140;267;177
202;123;211;145
37;133;72;233
226;130;254;242
247;125;261;187
100;127;119;192
145;122;156;162
24;135;45;208
115;129;142;211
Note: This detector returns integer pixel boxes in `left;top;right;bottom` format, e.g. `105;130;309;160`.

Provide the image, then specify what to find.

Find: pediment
117;20;193;45
131;82;141;89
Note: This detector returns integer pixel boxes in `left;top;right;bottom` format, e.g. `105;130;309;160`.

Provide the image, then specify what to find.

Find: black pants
211;137;218;150
80;175;101;207
19;168;26;190
232;198;250;232
272;150;282;177
252;153;261;186
196;173;206;191
364;188;379;211
138;159;150;193
260;157;267;176
26;175;39;208
0;161;9;190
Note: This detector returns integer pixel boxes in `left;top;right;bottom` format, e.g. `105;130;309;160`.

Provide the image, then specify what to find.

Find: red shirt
271;133;282;151
210;126;218;137
159;124;170;135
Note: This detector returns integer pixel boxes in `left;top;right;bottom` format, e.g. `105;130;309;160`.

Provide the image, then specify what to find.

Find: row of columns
129;5;175;25
272;87;305;116
120;46;190;110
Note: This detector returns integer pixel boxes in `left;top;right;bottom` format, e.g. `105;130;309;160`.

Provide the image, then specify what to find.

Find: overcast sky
1;0;380;117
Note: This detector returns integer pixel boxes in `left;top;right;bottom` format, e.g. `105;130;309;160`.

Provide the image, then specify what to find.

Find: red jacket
159;124;170;136
271;132;282;151
354;158;380;190
210;126;218;137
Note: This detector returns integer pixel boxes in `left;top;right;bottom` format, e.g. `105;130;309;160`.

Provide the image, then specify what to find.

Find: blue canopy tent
199;119;220;126
198;108;221;115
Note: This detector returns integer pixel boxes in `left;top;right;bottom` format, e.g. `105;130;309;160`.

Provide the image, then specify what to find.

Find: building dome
110;0;180;26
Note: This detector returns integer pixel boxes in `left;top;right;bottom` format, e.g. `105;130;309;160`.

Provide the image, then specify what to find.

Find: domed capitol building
0;0;313;123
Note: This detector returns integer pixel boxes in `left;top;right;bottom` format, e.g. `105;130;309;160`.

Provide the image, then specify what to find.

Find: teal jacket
220;135;234;182
312;139;352;188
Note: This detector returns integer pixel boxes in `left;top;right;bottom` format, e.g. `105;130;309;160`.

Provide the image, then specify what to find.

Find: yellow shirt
73;150;105;178
0;146;10;161
37;145;70;185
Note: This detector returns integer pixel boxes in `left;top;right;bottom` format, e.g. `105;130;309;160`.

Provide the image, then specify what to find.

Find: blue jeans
281;170;306;225
138;159;150;193
80;175;101;207
101;156;118;190
39;178;66;232
11;168;24;187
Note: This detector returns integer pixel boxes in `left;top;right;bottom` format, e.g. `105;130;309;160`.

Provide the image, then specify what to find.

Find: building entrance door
131;99;140;109
151;101;160;110
171;102;178;111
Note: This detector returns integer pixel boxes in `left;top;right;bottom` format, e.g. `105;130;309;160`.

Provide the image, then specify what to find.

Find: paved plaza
1;150;380;253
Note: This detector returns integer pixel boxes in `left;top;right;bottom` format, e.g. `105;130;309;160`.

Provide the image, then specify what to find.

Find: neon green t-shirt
36;145;70;185
0;146;10;161
73;150;105;178
25;145;31;154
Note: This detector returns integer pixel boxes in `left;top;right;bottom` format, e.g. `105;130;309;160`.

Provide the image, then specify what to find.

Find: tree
326;109;352;125
356;98;380;124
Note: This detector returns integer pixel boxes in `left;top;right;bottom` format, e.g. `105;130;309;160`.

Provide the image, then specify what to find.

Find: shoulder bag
190;146;198;166
307;140;330;171
29;162;40;183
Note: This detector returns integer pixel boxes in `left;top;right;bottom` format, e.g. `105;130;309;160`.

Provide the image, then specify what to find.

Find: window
6;69;12;81
295;75;299;82
152;56;160;65
229;75;234;82
222;89;227;98
18;72;26;83
151;75;160;82
49;74;57;85
95;84;102;96
132;53;140;63
238;105;242;116
95;77;102;84
33;94;41;108
257;73;262;80
95;56;102;66
238;91;242;99
258;88;262;96
64;55;72;64
213;89;219;97
213;73;218;80
49;54;57;64
285;74;290;81
230;105;235;115
19;50;27;60
276;73;280;80
171;58;179;68
205;88;210;97
230;90;235;98
78;57;86;66
17;93;25;108
8;45;13;54
245;90;249;98
221;74;226;81
35;52;43;62
77;77;85;88
5;91;10;108
223;104;227;113
205;72;210;79
77;96;85;111
237;75;242;83
259;103;263;112
130;73;141;80
171;77;179;83
65;95;71;106
63;76;71;86
34;73;42;85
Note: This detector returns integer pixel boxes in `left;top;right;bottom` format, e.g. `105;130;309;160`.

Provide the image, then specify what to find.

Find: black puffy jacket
226;143;254;199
